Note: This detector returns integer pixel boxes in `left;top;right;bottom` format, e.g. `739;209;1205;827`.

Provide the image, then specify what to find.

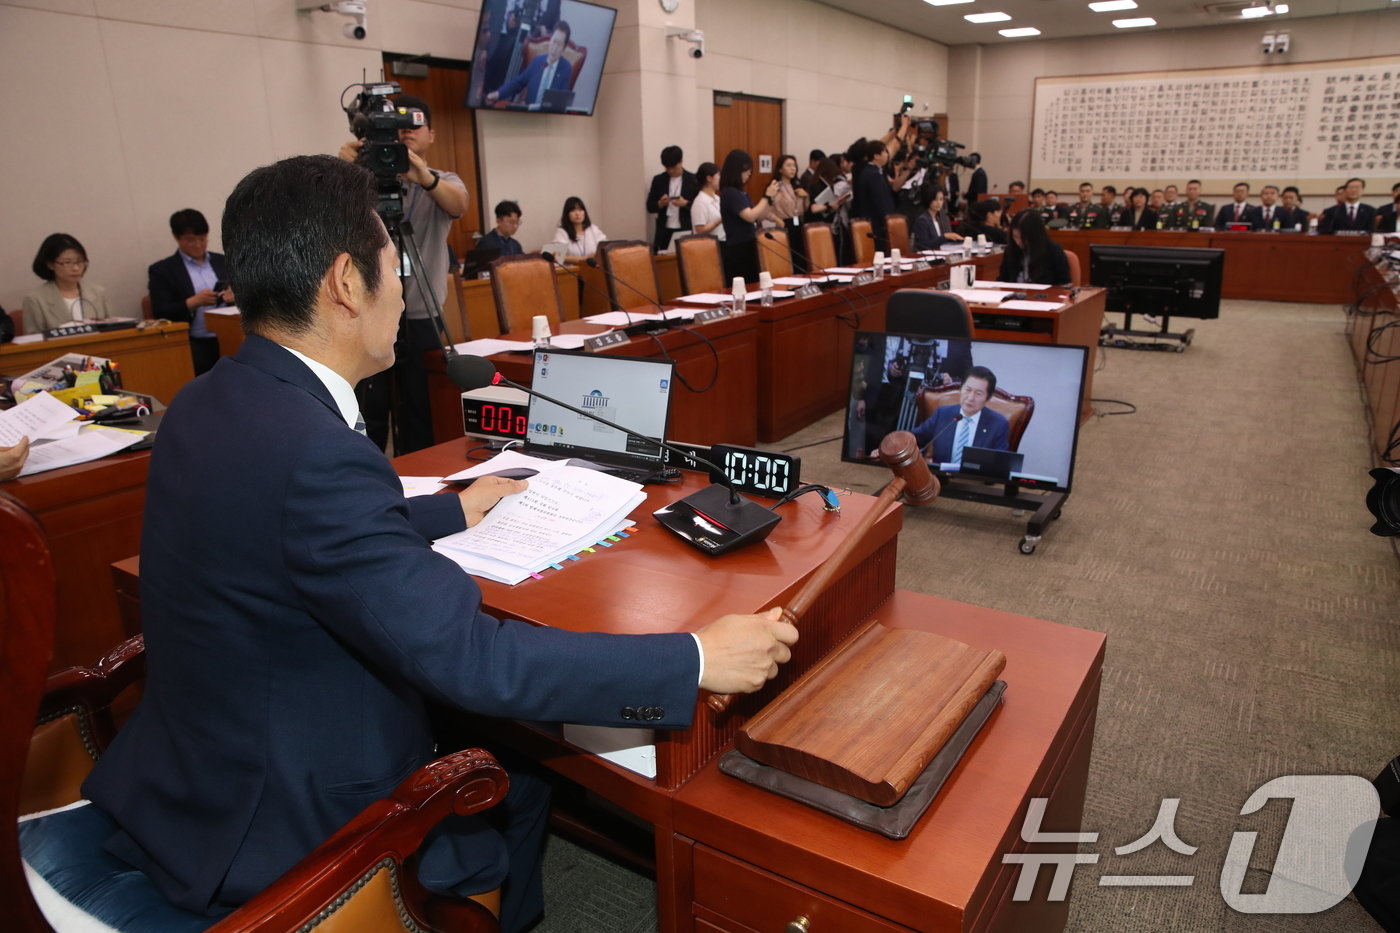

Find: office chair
916;383;1035;452
1065;250;1083;287
802;222;837;271
3;491;507;933
850;219;875;266
598;240;660;312
758;228;793;279
885;289;975;341
490;254;564;334
674;234;725;295
884;214;911;256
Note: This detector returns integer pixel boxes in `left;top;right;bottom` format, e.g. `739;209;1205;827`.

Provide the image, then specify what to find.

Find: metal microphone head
763;231;776;240
446;354;498;391
541;250;557;264
585;257;601;268
866;231;876;239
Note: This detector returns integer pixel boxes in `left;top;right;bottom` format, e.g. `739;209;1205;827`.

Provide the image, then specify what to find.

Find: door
713;92;783;208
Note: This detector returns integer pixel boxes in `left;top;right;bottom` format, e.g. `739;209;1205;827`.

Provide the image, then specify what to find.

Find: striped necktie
353;415;368;437
952;416;972;463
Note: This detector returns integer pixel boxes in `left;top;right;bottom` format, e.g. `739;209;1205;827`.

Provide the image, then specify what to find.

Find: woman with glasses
22;233;112;333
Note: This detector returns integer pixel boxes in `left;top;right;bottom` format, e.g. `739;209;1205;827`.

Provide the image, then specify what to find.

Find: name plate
583;330;629;351
852;272;876;286
795;283;822;299
694;306;730;324
909;260;932;272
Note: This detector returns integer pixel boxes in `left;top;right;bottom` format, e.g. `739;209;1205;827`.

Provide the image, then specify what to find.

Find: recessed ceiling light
1275;3;1289;11
1240;5;1271;17
1113;16;1156;27
923;0;975;5
999;26;1041;37
1088;0;1138;11
965;11;1012;22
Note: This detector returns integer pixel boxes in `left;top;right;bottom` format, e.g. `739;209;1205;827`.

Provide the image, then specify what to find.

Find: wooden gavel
707;432;938;714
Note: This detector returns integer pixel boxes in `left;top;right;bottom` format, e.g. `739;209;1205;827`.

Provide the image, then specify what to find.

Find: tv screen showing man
910;365;1009;467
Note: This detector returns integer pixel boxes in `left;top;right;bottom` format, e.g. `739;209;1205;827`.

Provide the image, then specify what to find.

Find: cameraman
337;94;468;454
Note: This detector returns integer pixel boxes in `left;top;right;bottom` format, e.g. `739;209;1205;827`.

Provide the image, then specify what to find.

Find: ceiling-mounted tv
466;0;617;116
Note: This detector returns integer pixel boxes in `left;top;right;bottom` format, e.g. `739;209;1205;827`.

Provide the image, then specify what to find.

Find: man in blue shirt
478;200;524;256
148;209;233;375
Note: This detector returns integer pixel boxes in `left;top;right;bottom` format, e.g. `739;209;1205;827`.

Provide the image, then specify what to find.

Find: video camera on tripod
893;102;978;174
342;81;421;221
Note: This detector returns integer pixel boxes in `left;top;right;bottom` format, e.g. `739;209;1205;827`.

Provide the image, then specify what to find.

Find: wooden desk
672;590;1105;933
9;450;150;672
204;310;245;359
0;323;195;405
1050;229;1374;304
425;312;760;447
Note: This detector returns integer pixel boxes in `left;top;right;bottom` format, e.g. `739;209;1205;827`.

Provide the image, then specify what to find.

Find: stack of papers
2;392;147;477
433;454;645;585
451;332;602;356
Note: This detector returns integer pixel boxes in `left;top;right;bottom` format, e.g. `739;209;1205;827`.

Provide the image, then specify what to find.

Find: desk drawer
692;844;912;933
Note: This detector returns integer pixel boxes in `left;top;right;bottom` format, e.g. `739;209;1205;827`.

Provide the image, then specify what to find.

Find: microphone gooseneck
542;251;633;327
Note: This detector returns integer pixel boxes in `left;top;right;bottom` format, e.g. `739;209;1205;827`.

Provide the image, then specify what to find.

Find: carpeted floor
534;298;1400;932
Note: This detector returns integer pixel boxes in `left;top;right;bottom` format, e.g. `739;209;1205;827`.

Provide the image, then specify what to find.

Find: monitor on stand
1090;244;1224;351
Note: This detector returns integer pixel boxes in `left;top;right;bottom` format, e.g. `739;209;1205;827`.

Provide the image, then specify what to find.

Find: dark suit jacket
911;210;956;251
495;53;572;104
1126;208;1159;231
997;240;1072;287
1375;202;1397;234
911;404;1011;463
1253;205;1292;231
84;335;698;913
1274;206;1308;231
1319;202;1376;234
1215;203;1259;229
646;170;700;242
148;250;228;323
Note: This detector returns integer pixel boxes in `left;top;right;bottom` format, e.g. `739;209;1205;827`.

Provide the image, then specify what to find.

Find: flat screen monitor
525;349;674;472
842;332;1088;495
466;0;616;116
1089;244;1225;320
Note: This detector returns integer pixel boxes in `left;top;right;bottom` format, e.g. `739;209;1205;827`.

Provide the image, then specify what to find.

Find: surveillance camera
299;1;367;40
690;46;703;59
1262;33;1275;53
1275;32;1289;53
665;26;704;59
344;21;366;39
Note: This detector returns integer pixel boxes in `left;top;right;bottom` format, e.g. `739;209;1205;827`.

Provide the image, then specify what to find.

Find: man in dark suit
83;155;796;933
1215;182;1260;230
1255;185;1288;232
147;208;232;375
1377;182;1400;234
485;20;574;109
645;145;699;252
1279;186;1309;231
1320;178;1376;234
909;365;1010;465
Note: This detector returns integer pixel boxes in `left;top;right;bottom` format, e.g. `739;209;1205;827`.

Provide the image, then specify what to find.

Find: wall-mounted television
843;333;1088;495
466;0;616;116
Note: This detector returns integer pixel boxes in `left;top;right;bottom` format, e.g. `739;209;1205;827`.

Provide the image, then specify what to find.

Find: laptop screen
525;350;674;469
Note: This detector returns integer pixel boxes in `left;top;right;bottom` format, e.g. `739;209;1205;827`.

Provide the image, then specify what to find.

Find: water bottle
731;276;747;314
758;271;774;307
890;248;903;277
872;251;885;281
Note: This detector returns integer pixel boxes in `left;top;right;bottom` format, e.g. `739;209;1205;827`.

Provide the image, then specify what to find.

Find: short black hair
1336;185;1347;194
1008;180;1026;190
1346;177;1365;188
32;233;87;281
970;199;1000;223
1046;190;1059;197
392;93;432;128
222;155;387;337
661;145;683;168
965;365;997;397
1234;181;1250;191
1261;184;1279;194
1030;188;1045;197
494;200;521;220
1392;182;1400;193
1101;185;1117;195
1079;182;1093;189
1283;185;1301;196
809;149;825;162
553;19;572;46
169;209;209;238
720;149;752;190
1187;179;1202;186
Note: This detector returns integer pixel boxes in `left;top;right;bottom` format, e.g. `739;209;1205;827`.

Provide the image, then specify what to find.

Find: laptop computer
950;446;1025;480
461;247;501;277
522;349;675;482
540;88;575;112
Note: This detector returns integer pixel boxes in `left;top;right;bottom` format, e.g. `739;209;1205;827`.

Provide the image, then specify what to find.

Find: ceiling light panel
999;26;1042;36
1089;0;1138;11
1113;16;1157;26
965;11;1013;22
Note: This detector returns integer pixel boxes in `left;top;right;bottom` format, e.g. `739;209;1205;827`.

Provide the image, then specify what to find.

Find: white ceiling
815;0;1398;47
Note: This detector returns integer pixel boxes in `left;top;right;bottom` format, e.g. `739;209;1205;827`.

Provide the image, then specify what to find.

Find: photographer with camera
337;92;467;454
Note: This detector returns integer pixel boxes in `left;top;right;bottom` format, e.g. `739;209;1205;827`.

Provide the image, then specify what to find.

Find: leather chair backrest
519;38;588;92
885;214;911;255
599;240;660;311
885;289;974;340
917;383;1035;452
490;255;563;334
1065;250;1082;287
758;228;793;279
802;223;837;270
850;219;874;265
675;235;724;295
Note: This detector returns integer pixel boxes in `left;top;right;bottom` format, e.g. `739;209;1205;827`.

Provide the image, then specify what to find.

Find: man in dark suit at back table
81;154;796;933
148;208;233;375
1375;182;1400;233
1255;184;1288;232
1278;186;1309;232
645;145;699;252
909;365;1010;466
1215;182;1260;230
1320;178;1376;234
485;19;574;109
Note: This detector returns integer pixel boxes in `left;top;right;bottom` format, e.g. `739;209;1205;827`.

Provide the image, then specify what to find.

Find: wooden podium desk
1050;228;1373;304
425;310;759;448
0;322;195;406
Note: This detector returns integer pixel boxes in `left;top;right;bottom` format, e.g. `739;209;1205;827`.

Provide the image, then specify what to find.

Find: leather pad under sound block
735;619;1007;806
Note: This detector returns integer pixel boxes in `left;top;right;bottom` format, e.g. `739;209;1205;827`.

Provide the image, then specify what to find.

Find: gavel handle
706;478;906;714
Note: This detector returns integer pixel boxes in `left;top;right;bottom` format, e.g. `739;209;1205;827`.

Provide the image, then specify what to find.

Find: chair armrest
207;748;508;932
38;635;146;755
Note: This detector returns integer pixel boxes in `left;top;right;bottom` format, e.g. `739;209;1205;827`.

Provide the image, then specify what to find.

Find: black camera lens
1366;467;1400;536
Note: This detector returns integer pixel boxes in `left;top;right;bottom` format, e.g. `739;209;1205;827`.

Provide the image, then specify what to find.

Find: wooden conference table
1050;228;1374;304
427;253;1104;447
0;322;195;406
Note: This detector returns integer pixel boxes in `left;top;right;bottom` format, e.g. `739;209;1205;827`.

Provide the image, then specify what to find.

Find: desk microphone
445;355;782;556
917;412;963;465
582;257;689;338
758;231;832;285
540;251;634;328
583;257;667;316
761;231;867;328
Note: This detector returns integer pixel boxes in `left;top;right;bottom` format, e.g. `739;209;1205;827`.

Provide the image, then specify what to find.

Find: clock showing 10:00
708;444;801;498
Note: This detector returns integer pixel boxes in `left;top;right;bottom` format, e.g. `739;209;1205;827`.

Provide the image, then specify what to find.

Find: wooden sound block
736;618;1006;806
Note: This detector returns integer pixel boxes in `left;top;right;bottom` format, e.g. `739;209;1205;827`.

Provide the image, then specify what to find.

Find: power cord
646;325;719;393
1091;398;1137;416
767;483;842;512
781;434;842;453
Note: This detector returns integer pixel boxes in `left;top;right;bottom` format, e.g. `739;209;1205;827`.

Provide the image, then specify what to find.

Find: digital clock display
463;400;529;439
709;444;801;498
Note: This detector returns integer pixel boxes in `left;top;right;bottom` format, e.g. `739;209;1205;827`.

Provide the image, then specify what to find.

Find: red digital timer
462;390;531;440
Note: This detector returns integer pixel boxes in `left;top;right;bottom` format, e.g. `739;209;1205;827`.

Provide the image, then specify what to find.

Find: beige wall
0;0;948;319
948;9;1400;200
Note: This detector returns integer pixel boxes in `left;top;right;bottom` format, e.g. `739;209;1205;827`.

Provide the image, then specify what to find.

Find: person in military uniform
1160;184;1180;219
1030;188;1058;225
1096;185;1123;228
1066;182;1100;229
1044;190;1070;219
1165;179;1213;230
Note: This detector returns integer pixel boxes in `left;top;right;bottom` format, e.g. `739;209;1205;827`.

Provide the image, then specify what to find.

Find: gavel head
879;431;939;506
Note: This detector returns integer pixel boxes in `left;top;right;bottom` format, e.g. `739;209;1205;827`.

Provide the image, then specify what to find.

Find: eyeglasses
53;259;89;268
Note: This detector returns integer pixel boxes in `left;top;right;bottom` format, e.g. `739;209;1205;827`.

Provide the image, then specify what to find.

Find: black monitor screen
843;333;1088;494
466;0;617;116
1089;244;1225;320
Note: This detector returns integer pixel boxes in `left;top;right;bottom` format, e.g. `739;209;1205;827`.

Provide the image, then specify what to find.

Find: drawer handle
785;917;811;933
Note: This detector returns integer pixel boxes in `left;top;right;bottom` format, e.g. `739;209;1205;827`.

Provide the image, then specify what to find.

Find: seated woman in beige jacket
22;233;112;333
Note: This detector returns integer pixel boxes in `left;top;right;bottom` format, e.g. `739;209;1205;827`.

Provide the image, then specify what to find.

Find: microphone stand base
653;483;782;555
